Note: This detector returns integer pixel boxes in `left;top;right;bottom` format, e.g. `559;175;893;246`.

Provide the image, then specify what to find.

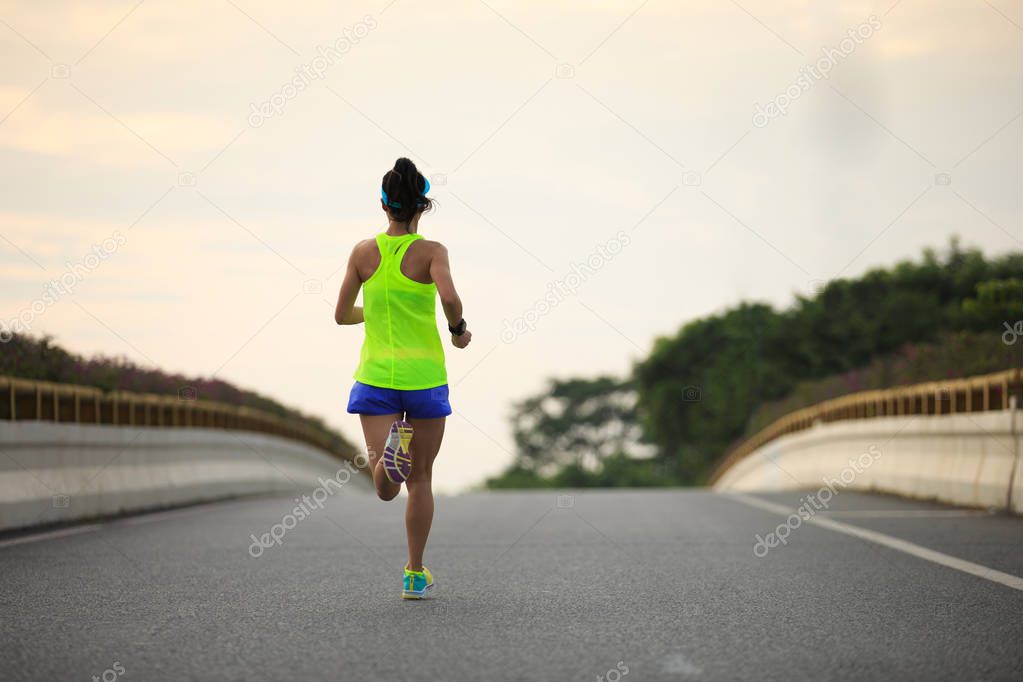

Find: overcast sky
1;0;1021;492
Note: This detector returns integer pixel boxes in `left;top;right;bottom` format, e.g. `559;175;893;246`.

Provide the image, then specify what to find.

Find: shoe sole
382;420;413;484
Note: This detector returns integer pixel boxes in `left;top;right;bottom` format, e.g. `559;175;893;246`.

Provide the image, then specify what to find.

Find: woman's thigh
407;417;445;482
359;413;402;467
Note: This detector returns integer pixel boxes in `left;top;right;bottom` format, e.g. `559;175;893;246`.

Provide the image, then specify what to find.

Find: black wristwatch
448;318;467;336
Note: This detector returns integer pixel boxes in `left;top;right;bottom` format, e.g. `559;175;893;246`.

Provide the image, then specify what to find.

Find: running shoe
381;420;414;484
403;565;434;599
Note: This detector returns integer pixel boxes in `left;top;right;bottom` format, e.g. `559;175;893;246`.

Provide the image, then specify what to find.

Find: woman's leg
404;417;445;571
359;413;403;501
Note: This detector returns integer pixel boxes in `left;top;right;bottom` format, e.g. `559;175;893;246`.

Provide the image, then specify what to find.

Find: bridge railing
709;368;1023;485
0;375;355;464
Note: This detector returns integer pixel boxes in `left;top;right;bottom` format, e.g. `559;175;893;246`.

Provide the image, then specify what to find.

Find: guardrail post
1007;396;1019;513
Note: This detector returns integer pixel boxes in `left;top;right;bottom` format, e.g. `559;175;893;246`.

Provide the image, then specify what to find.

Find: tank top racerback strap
375;232;422;277
392;233;421;263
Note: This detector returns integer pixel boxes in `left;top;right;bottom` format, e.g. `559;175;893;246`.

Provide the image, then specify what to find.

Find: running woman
334;157;471;599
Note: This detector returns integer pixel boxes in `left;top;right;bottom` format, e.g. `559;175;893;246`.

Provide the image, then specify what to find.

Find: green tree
962;279;1023;330
490;239;1023;489
636;239;1023;484
509;376;644;475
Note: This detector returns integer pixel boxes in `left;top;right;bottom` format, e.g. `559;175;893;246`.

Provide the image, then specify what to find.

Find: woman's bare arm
430;243;471;348
430;244;462;325
334;244;365;325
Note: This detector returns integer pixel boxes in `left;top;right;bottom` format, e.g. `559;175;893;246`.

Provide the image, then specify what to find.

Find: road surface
2;489;1022;681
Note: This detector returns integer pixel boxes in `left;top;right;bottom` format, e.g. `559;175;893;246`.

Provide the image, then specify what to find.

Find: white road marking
0;523;102;549
814;509;990;518
0;499;253;548
662;653;703;675
727;493;1023;592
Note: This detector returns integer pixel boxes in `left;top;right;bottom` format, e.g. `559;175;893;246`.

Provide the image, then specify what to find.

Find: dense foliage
509;376;647;474
744;331;1022;436
486;241;1023;489
0;334;358;456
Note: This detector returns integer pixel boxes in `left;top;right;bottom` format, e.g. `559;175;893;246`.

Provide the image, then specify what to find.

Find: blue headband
382;177;430;209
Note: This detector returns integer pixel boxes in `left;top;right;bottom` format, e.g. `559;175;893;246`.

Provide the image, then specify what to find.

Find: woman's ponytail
381;157;431;224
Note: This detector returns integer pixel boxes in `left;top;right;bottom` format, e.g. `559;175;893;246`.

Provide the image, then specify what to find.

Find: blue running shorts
347;382;452;419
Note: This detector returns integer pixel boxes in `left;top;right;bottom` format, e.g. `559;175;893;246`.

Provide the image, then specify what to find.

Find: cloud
0;83;238;168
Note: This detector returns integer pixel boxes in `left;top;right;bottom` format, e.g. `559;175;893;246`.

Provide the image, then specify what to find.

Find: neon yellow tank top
354;232;447;390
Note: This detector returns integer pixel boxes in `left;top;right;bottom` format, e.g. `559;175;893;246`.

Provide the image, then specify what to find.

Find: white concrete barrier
0;422;370;532
713;409;1023;514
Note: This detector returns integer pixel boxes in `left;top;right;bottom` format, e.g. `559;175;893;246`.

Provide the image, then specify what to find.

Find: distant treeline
0;334;358;457
486;239;1023;489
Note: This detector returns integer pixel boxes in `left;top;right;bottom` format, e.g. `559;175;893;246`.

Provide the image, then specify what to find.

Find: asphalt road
2;488;1022;681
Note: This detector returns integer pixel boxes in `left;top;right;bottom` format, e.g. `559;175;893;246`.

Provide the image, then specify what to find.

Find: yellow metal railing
0;375;357;465
708;368;1023;485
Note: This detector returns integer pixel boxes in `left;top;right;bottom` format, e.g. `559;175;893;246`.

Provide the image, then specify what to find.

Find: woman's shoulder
353;236;380;254
415;237;447;253
349;237;381;270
